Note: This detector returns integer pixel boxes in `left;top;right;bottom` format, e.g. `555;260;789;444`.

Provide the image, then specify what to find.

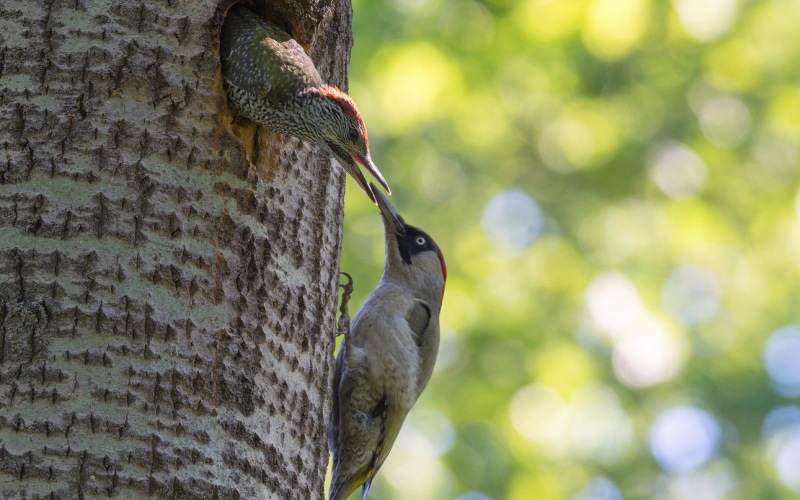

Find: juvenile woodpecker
220;5;390;202
329;184;447;500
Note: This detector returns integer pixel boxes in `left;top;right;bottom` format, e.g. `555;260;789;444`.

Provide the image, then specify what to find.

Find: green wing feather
221;6;322;107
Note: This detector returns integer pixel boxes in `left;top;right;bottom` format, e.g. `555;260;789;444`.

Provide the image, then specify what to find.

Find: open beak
328;143;387;204
372;182;406;235
353;152;391;196
346;159;376;203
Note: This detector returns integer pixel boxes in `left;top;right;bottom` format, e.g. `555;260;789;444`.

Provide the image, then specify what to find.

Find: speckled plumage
329;186;446;500
220;6;390;201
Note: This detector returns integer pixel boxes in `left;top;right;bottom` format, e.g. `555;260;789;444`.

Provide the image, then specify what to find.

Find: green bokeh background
336;0;800;498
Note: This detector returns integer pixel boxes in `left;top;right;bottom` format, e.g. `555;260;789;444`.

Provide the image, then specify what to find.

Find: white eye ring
416;236;426;245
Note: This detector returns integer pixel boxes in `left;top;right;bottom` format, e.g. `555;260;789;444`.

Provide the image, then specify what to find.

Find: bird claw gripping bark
336;272;354;337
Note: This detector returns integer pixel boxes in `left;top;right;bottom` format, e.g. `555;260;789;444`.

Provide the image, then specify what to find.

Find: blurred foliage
336;0;800;498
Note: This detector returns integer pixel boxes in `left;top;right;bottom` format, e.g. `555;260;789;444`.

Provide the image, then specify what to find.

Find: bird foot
336;272;354;336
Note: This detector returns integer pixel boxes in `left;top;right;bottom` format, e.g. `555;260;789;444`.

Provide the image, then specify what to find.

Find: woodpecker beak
328;143;385;204
372;182;406;235
353;152;391;197
345;157;376;203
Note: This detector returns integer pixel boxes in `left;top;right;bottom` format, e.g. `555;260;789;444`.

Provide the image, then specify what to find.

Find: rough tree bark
0;0;352;498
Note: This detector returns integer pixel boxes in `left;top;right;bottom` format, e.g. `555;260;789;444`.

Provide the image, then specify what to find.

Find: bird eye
416;236;426;246
347;128;359;143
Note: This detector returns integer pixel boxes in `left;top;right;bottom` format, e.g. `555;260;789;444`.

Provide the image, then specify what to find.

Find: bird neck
382;264;444;312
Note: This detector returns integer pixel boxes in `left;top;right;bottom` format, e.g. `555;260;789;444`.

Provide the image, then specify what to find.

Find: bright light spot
586;272;684;386
510;384;568;451
511;383;636;463
764;325;800;397
764;406;800;492
568;386;635;464
649;406;722;472
704;39;762;92
661;265;720;325
532;342;596;398
382;422;451;496
648;142;708;198
764;406;800;440
767;427;800;493
539;104;620;172
612;318;683;387
699;95;752;148
540;116;596;172
481;189;542;254
667;460;736;500
752;133;798;178
573;477;623;500
401;408;456;458
515;0;582;42
586;272;644;338
372;42;461;133
765;86;800;141
674;0;736;42
584;0;648;60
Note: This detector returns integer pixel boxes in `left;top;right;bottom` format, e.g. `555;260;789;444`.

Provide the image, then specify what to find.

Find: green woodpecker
329;184;446;500
220;5;390;202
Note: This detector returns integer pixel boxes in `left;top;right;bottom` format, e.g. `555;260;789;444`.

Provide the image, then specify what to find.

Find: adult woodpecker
220;5;390;202
329;184;447;500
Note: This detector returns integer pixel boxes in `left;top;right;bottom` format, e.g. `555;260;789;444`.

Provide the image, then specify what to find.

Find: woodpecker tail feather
361;480;372;500
329;472;363;500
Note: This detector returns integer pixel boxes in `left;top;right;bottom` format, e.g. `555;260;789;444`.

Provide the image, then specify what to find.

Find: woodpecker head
372;184;446;303
319;86;390;203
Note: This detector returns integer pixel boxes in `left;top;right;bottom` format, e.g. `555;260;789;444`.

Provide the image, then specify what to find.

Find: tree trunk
0;0;351;498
